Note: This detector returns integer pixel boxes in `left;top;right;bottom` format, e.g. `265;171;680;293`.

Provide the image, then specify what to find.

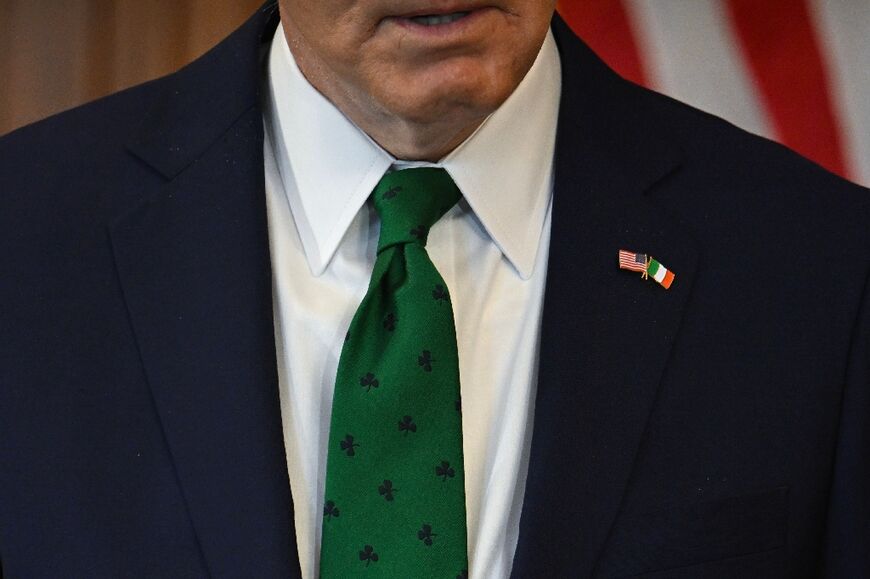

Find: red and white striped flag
558;0;870;188
618;250;648;273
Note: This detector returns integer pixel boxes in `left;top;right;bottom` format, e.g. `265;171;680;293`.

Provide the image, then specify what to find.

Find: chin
376;64;518;127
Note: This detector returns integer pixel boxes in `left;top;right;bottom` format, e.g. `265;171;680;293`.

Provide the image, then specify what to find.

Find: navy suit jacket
1;4;868;578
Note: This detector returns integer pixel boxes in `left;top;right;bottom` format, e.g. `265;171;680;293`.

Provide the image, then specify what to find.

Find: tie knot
372;168;461;254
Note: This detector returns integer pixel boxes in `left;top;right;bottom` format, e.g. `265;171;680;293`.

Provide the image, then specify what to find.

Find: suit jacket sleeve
824;268;870;578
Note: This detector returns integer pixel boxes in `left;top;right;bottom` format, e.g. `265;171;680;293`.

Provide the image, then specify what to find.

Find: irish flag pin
618;249;675;290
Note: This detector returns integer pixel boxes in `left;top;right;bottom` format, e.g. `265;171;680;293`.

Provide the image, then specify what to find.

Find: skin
277;0;557;161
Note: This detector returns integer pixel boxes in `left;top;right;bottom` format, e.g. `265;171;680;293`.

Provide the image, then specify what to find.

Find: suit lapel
512;18;701;578
109;4;301;577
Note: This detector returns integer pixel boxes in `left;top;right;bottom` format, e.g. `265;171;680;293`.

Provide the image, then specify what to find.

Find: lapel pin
618;249;675;290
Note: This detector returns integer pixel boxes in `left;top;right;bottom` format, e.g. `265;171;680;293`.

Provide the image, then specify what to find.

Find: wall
0;0;261;134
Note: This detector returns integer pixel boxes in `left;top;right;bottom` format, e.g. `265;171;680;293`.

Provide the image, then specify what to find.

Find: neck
282;26;490;162
350;109;486;162
296;62;488;162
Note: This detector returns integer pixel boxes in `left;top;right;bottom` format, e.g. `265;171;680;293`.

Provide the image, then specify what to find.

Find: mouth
407;11;471;26
383;5;497;37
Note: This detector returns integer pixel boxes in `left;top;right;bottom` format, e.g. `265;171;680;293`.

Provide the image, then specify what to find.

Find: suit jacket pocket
597;486;789;578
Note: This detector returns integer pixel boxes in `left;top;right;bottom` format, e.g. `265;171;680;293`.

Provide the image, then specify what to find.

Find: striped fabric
618;250;648;273
558;0;870;188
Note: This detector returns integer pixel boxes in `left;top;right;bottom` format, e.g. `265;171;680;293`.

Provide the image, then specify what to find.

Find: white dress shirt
262;21;561;579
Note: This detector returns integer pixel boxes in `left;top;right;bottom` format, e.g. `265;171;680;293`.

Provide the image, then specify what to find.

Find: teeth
410;11;470;26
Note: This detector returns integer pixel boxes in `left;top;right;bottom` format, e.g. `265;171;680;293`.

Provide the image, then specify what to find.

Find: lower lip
386;8;496;38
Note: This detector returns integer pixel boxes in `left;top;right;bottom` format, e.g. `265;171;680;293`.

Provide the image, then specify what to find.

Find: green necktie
320;168;468;578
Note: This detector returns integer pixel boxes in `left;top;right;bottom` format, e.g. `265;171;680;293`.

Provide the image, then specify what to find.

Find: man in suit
0;1;867;577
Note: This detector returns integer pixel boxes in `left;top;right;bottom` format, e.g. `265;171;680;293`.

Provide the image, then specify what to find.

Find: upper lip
389;2;490;19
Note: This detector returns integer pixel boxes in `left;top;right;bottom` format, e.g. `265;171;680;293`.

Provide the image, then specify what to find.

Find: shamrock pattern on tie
320;168;468;577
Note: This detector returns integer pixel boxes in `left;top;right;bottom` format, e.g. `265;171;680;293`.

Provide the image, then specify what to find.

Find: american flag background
558;0;870;188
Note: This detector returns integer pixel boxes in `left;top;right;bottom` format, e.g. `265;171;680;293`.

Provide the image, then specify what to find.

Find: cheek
318;15;383;77
282;1;374;64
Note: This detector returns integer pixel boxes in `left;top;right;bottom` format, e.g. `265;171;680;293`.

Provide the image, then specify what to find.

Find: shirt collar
265;22;561;279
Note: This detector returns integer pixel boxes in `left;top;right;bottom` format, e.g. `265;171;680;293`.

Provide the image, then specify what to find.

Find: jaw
278;0;551;161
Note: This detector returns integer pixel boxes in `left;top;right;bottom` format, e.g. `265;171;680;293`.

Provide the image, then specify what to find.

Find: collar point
305;253;330;278
510;254;538;281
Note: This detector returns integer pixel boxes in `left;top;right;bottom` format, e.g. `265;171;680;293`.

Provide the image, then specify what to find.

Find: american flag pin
618;249;675;290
